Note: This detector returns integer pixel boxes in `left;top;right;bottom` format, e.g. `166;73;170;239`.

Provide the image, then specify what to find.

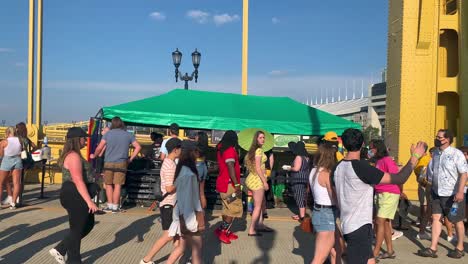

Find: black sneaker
102;207;112;213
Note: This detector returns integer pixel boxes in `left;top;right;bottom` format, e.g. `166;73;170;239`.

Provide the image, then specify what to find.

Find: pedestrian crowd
1;118;467;264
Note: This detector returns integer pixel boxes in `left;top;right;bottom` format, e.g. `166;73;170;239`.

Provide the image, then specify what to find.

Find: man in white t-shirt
419;129;467;259
159;123;180;161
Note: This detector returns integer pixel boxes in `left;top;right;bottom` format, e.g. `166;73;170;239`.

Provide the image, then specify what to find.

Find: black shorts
343;224;374;264
160;204;174;230
431;191;465;223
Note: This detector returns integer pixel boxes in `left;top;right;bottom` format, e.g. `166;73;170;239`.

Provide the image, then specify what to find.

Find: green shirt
62;156;92;183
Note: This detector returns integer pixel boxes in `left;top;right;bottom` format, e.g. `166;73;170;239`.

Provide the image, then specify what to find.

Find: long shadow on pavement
2;229;68;264
251;224;277;264
291;225;315;264
0;215;68;248
202;211;248;264
0;207;41;222
81;214;156;263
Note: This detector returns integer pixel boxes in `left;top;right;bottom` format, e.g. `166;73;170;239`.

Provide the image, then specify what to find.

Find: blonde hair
5;126;16;137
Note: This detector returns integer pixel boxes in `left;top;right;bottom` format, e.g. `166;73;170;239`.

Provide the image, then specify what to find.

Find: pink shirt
160;158;177;206
374;156;401;194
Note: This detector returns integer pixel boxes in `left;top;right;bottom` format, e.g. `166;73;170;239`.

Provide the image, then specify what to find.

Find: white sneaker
49;248;66;264
447;235;457;243
392;230;404;240
139;259;155;264
9;203;16;210
1;196;12;205
416;232;431;240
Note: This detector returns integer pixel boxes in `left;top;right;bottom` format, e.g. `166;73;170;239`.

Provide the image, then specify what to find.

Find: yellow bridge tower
386;0;467;198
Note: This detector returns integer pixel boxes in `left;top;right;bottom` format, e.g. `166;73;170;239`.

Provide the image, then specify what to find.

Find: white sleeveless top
309;167;333;206
4;137;22;157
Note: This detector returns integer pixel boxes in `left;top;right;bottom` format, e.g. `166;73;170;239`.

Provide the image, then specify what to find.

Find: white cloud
213;13;240;26
149;11;166;21
272;17;280;24
186;10;210;24
0;48;14;53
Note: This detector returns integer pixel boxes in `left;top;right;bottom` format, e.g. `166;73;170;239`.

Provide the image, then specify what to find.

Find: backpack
20;138;34;169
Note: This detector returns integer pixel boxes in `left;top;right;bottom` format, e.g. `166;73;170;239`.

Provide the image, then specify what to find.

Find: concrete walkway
0;184;466;264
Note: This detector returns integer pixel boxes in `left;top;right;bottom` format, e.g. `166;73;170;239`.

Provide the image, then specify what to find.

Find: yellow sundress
245;148;267;191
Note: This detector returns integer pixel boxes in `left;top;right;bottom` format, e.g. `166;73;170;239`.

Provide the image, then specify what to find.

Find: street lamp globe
172;48;182;68
192;49;201;69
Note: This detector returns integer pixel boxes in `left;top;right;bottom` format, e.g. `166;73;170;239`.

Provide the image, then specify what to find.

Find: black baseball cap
181;140;197;151
166;138;182;153
187;130;198;139
66;127;89;139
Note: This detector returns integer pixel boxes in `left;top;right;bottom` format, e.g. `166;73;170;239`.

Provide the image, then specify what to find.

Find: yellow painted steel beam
27;0;35;125
241;0;249;95
386;0;465;200
461;0;468;146
36;0;43;127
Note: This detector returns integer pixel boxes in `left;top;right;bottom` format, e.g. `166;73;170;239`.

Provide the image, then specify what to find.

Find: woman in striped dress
287;141;311;221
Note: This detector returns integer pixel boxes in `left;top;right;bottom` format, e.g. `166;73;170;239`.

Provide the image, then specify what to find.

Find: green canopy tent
100;89;360;135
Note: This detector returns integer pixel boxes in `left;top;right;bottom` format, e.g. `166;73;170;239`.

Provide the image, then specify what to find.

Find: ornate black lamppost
172;48;201;90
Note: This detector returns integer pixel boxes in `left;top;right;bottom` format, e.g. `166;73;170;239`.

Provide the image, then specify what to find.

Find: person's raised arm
379;142;426;185
65;152;98;213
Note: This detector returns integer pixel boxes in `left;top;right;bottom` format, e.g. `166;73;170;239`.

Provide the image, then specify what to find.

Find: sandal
291;215;300;220
418;248;438;258
447;248;465;259
378;251;396;259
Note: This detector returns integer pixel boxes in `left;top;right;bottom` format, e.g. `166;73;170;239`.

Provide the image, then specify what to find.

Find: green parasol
238;128;274;152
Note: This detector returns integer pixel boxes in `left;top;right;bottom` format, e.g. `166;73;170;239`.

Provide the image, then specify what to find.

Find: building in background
310;71;387;136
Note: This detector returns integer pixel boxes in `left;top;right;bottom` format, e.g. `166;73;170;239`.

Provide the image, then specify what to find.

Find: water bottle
450;202;458;216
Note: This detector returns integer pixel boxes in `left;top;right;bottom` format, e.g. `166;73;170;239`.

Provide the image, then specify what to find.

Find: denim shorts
312;206;338;232
0;156;23;171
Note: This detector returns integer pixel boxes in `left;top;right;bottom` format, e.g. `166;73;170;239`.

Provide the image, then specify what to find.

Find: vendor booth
93;89;361;208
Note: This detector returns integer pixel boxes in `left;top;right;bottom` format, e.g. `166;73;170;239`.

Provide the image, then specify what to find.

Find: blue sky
0;0;388;124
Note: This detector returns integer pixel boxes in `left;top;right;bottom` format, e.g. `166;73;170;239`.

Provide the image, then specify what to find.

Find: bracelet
411;153;421;159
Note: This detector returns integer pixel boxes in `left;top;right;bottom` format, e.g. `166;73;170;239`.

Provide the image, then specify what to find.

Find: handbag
20;139;35;169
180;210;205;234
300;167;320;233
300;215;313;233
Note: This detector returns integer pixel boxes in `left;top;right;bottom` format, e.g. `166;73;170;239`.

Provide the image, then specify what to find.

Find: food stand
94;89;360;207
